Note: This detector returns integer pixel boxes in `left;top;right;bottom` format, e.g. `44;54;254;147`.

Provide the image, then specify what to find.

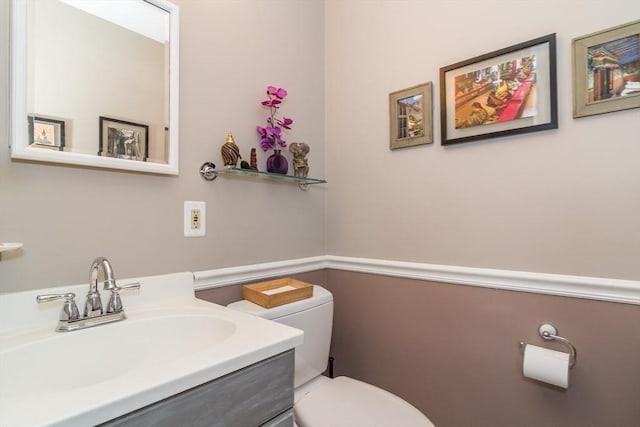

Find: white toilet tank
227;285;333;388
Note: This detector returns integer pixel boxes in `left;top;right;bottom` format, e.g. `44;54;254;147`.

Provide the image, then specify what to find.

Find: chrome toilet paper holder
520;323;577;368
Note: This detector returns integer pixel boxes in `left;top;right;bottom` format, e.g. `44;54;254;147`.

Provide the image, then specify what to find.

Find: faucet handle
118;282;141;291
36;292;80;322
106;282;140;314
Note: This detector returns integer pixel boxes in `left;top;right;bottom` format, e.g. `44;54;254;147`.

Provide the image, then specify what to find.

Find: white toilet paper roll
522;344;570;388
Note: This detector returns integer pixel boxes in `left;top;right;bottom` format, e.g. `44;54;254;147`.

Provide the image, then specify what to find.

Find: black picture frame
99;116;149;162
28;116;66;151
439;33;558;146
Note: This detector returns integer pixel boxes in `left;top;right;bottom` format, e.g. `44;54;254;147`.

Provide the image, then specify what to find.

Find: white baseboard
194;255;640;305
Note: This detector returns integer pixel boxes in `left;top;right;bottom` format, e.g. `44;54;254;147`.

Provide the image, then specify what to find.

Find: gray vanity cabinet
102;350;294;427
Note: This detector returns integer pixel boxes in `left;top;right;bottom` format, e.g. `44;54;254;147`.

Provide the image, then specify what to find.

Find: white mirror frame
10;0;180;175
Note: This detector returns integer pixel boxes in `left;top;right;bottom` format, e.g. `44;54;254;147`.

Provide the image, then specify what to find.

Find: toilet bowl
228;285;435;427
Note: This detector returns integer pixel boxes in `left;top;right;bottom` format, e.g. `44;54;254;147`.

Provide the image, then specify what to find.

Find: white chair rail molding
193;255;640;306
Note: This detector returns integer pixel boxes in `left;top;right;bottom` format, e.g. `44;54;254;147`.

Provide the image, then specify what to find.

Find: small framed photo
572;20;640;118
99;116;149;162
28;116;66;151
389;82;433;149
440;34;558;146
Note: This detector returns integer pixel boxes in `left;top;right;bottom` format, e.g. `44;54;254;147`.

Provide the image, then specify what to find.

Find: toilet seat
294;376;435;427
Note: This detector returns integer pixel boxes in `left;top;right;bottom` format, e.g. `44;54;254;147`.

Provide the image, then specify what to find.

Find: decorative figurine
289;142;310;178
250;148;258;170
221;131;241;167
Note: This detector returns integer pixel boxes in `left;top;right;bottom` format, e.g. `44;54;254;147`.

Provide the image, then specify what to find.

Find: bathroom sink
0;311;236;399
0;272;303;427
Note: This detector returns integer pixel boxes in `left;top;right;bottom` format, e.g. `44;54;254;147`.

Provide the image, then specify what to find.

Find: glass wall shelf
199;163;326;190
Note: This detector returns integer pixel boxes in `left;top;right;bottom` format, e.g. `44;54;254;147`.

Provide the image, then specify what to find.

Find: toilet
228;285;435;427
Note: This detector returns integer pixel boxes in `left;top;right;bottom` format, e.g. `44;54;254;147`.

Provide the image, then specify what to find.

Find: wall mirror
10;0;179;175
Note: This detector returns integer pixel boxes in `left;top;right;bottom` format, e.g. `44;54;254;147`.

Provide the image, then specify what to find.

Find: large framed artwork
440;34;558;146
572;20;640;118
389;82;433;149
99;116;149;162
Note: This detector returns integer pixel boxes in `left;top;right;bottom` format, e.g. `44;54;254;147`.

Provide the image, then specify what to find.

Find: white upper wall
325;0;640;280
0;0;326;292
2;0;638;292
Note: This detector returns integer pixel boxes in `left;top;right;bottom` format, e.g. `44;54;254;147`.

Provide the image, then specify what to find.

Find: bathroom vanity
0;272;302;427
103;350;294;427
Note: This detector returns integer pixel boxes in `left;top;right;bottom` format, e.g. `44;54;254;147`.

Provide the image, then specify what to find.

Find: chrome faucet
85;256;117;317
37;256;140;332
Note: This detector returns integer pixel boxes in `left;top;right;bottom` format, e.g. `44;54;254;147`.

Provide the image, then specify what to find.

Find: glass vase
266;149;288;174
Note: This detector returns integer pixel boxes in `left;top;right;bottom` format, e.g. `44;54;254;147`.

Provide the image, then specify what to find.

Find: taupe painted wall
196;270;328;307
325;0;640;280
198;269;640;425
323;270;640;427
0;0;326;292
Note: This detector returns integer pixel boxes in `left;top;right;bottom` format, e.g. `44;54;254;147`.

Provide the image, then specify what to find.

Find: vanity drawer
102;349;294;427
260;409;294;427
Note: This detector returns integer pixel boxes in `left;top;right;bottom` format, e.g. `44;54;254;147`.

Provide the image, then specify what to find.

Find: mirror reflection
12;0;179;174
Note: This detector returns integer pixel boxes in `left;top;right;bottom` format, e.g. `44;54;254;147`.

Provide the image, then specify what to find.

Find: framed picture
389;82;433;149
572;20;640;118
28;116;66;151
440;34;558;146
99;116;149;162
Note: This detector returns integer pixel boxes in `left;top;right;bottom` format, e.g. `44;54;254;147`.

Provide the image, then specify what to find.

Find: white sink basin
1;311;236;398
0;272;303;427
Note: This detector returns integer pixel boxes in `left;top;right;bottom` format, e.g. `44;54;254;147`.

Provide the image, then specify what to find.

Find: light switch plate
184;201;206;237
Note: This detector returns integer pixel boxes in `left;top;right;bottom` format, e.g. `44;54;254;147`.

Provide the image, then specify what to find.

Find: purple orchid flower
277;117;293;129
257;85;293;151
261;99;281;107
267;86;288;99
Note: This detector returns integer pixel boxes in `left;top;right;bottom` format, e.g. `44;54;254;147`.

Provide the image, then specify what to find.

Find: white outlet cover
184;201;206;237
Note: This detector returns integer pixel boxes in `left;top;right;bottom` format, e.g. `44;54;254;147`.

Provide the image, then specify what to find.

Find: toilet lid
294;376;435;427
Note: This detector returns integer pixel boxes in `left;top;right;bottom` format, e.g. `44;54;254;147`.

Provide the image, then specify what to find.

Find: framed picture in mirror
99;117;149;162
28;116;66;151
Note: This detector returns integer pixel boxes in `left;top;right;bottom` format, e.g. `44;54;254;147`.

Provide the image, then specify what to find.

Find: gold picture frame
389;82;433;150
572;20;640;118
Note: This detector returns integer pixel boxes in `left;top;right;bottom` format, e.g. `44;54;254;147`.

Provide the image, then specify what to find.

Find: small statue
250;148;258;170
221;131;241;167
289;142;310;178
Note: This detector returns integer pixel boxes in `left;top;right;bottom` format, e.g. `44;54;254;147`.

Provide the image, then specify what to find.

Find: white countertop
0;272;303;427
